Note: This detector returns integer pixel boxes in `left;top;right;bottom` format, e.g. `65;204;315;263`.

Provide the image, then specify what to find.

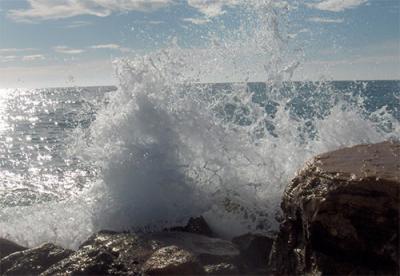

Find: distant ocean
0;80;399;248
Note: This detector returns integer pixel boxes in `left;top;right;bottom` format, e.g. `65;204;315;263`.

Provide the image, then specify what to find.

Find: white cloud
308;0;368;12
0;56;18;62
89;44;134;53
90;44;121;50
7;0;243;22
65;20;93;28
22;54;45;61
182;17;211;25
187;0;239;17
54;46;85;55
308;17;344;23
0;48;37;53
8;0;173;22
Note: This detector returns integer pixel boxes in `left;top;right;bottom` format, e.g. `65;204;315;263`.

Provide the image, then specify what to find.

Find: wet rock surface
270;141;400;275
141;231;240;265
0;243;73;275
142;245;202;275
40;230;146;275
40;228;243;275
203;262;239;275
168;216;214;237
232;233;273;274
0;238;27;259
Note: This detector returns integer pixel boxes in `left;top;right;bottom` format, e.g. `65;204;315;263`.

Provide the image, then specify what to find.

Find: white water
1;0;399;248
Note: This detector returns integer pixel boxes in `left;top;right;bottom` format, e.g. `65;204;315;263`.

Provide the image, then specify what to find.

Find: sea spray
75;1;399;236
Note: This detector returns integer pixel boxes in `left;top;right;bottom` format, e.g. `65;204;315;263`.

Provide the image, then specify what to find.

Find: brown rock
168;216;214;237
203;263;239;275
42;230;241;275
41;231;144;275
0;243;73;275
232;233;273;273
142;231;240;266
270;141;400;275
0;238;27;259
142;245;203;275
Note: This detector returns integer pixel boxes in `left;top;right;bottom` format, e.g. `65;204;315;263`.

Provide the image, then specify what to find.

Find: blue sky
0;0;398;88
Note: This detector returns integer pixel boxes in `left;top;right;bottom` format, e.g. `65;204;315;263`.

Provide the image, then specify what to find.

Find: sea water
0;0;399;248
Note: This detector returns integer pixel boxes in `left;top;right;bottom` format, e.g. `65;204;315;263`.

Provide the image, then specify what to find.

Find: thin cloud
7;0;241;22
22;54;45;61
54;46;85;55
182;17;211;25
308;0;368;12
187;0;239;18
0;48;37;53
89;44;134;53
308;17;344;23
65;20;93;28
0;56;18;62
90;44;121;50
8;0;173;22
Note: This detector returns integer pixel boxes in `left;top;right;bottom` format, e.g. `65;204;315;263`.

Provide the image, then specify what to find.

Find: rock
0;238;27;259
270;141;400;275
168;216;214;237
0;243;73;275
142;231;240;266
42;230;241;275
203;263;239;275
142;245;203;275
41;231;145;275
232;233;273;273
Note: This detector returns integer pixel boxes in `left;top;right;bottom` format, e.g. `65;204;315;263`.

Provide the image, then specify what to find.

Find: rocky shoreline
1;141;399;275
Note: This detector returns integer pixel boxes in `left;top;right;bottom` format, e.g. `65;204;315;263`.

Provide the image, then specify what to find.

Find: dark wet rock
142;231;240;266
41;231;145;275
168;216;214;237
142;245;203;275
41;229;241;275
203;263;239;275
0;238;27;259
0;242;73;275
270;141;400;275
232;233;273;273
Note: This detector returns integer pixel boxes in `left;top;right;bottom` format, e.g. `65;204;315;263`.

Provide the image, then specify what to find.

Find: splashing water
0;1;399;248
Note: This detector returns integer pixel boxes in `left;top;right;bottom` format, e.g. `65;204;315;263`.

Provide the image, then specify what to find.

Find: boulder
270;141;400;275
142;245;203;275
0;243;73;275
203;263;240;275
41;230;145;275
142;231;240;266
168;216;214;237
0;238;27;259
42;229;241;275
232;233;273;273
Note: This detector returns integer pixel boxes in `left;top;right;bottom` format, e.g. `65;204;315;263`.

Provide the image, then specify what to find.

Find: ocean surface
0;81;399;248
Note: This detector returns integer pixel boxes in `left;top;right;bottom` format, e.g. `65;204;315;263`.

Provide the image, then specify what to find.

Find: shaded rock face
270;141;400;275
168;216;214;237
40;230;241;275
0;243;73;275
41;230;146;275
0;238;27;259
232;233;273;273
142;245;203;275
141;231;240;270
203;262;239;275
